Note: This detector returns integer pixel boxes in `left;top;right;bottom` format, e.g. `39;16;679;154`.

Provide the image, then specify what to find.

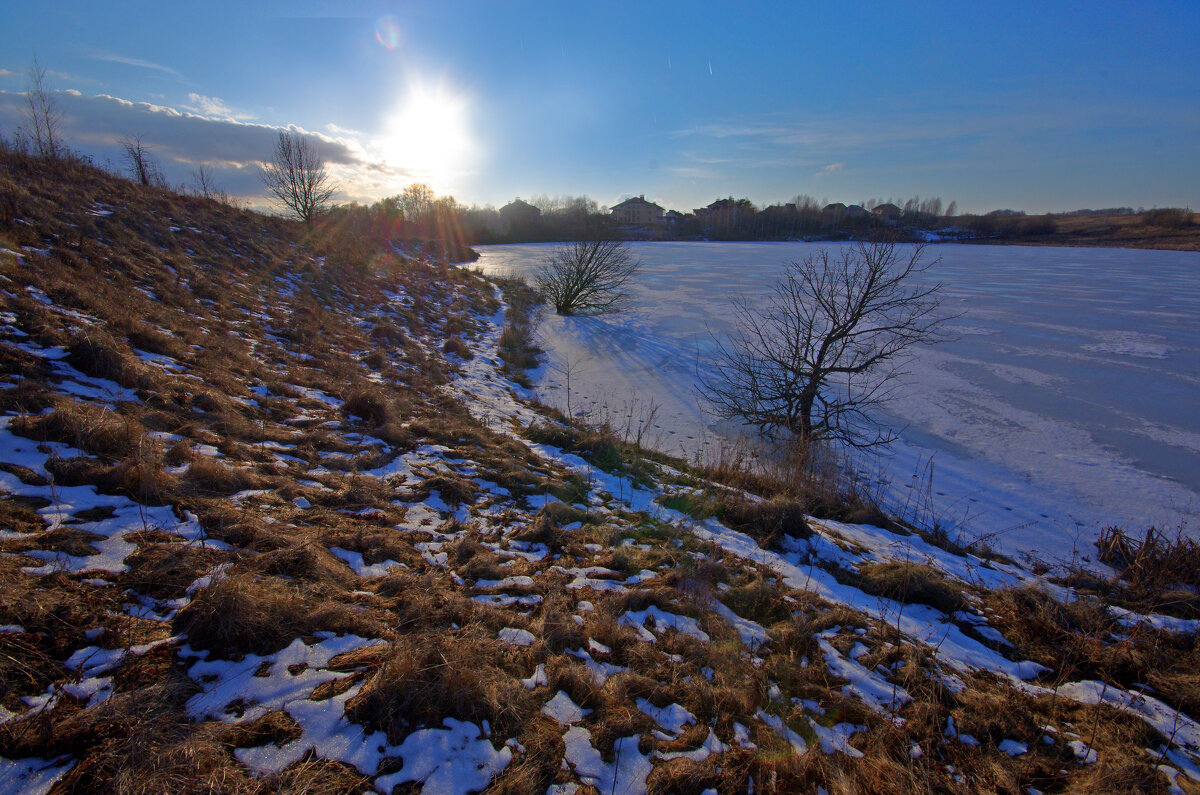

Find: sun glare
379;82;474;193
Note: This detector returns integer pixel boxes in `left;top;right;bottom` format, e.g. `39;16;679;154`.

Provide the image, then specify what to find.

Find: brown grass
853;560;970;615
65;327;159;392
174;571;387;657
1095;525;1200;617
342;386;395;425
120;542;227;600
181;455;268;496
441;336;474;360
344;632;538;744
14;400;144;458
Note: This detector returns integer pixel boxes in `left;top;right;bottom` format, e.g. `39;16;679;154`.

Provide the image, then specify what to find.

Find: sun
379;81;474;191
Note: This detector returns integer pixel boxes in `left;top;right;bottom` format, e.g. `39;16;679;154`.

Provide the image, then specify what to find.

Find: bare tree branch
261;130;336;225
535;239;640;315
698;240;951;449
121;134;164;187
190;164;216;199
24;55;62;159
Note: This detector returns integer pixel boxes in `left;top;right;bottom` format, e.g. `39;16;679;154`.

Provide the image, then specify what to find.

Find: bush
442;336;473;360
1142;208;1193;228
535;239;640;315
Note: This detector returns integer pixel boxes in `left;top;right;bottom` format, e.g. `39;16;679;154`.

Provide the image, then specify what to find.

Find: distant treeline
325;188;1194;249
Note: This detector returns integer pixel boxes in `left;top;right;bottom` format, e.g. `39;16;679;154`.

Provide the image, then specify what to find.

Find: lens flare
375;15;402;50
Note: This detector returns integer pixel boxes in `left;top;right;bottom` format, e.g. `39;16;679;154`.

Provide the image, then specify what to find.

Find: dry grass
182;455;268;496
341;386;395;425
441;335;474;360
65;327;159;392
5;148;1195;794
15;400;144;459
174;571;387;657
852;560;970;615
1095;525;1200;617
174;572;316;656
344;632;538;744
120;542;227;600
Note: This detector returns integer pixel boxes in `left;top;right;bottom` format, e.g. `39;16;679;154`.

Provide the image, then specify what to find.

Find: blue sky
2;1;1197;214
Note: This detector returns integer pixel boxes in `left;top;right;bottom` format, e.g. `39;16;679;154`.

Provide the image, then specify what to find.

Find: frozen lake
473;241;1200;562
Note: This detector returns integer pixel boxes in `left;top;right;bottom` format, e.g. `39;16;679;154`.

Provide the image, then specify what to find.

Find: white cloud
817;162;845;176
0;89;375;202
182;93;249;120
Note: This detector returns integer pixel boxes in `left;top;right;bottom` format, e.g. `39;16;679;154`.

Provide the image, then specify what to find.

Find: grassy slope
971;212;1200;251
1;152;1198;794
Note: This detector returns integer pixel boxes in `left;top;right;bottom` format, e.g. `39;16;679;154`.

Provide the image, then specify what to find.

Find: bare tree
190;164;217;198
261;130;336;225
121;135;163;186
699;240;949;449
24;55;62;159
535;239;641;315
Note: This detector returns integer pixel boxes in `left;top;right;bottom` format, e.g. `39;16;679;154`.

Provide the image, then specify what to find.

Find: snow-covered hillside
2;152;1199;794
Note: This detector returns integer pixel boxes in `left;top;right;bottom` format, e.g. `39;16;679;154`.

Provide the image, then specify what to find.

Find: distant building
872;203;902;220
695;197;746;219
499;198;541;229
610;195;664;225
845;204;870;218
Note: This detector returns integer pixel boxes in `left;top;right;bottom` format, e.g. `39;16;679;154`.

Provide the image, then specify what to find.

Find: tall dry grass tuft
65;328;159;391
1096;525;1200;616
853;561;970;615
174;571;389;659
174;572;315;657
344;633;538;744
15;400;144;459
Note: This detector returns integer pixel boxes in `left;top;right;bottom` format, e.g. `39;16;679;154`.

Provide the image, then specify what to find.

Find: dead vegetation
1;148;1197;794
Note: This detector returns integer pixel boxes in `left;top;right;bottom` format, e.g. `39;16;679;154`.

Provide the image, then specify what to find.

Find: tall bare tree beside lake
700;240;949;450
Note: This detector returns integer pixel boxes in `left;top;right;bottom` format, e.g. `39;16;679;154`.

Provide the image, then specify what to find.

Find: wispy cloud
816;162;845;177
0;69;16;79
90;51;185;80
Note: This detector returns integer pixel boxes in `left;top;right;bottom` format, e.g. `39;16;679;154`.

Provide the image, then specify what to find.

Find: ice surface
474;242;1200;561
